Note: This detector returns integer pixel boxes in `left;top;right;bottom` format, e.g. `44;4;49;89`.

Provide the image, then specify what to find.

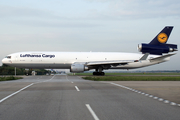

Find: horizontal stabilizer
150;53;176;62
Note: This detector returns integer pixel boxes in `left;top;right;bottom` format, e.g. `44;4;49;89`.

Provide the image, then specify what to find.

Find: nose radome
2;58;7;64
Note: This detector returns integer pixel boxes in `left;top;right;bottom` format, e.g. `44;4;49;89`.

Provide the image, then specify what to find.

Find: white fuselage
2;51;169;70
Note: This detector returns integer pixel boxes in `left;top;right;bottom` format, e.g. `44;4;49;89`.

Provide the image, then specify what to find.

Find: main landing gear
93;72;105;76
93;67;105;76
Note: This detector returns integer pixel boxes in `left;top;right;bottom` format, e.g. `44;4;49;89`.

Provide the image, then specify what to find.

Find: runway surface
0;75;180;120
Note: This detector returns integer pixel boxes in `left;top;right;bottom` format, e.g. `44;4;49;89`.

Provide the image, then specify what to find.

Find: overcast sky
0;0;180;70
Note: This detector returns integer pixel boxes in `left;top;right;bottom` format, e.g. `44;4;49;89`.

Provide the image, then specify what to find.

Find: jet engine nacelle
70;64;88;73
138;43;177;55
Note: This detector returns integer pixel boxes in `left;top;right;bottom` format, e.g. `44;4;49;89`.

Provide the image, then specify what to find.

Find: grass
73;72;180;81
0;76;23;81
78;72;180;76
82;76;180;81
73;72;180;76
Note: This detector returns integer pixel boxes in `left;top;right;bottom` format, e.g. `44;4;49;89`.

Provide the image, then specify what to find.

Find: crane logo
158;33;168;43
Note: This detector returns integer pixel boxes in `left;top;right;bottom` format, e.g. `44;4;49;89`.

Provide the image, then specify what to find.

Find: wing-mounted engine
138;43;177;55
70;63;89;73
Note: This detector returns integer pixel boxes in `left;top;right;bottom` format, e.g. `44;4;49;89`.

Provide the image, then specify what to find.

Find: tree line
0;64;50;75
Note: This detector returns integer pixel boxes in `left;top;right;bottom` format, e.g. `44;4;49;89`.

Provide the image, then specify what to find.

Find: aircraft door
15;55;18;62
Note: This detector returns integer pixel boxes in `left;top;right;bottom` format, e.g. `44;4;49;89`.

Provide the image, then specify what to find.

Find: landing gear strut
93;67;105;76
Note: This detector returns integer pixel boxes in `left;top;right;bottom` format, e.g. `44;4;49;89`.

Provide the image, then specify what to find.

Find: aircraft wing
86;60;134;66
86;53;150;66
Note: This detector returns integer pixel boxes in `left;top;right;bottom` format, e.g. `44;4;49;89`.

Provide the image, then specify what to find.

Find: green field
0;76;23;81
82;76;180;81
73;72;180;76
71;72;180;81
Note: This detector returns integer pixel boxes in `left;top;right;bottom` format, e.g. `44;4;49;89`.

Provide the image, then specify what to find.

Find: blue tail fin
149;26;173;45
138;26;177;55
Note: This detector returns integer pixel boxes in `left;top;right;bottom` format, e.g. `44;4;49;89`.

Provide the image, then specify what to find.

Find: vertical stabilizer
149;26;173;45
138;26;177;55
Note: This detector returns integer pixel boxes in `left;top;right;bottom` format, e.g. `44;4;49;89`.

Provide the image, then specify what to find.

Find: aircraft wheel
93;72;97;75
93;72;99;75
93;72;105;76
101;72;105;76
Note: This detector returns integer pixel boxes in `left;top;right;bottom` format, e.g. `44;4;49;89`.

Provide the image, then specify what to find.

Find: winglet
140;53;149;60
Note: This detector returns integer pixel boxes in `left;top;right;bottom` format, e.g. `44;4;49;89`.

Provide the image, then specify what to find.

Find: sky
0;0;180;71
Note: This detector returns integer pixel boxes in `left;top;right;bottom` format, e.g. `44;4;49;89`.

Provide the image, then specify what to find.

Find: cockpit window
5;56;11;59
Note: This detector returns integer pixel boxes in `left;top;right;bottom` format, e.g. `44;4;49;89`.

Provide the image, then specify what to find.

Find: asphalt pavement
0;75;180;120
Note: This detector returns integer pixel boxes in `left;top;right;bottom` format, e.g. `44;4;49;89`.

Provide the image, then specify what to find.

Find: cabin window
5;56;11;59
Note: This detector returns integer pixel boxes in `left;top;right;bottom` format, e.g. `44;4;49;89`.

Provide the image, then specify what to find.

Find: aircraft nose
2;58;8;64
2;58;5;64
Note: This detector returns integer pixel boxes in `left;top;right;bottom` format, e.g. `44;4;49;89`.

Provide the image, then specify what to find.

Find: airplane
2;26;178;75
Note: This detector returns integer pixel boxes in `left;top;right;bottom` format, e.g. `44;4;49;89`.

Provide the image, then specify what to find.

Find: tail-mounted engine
138;43;177;55
138;26;178;55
